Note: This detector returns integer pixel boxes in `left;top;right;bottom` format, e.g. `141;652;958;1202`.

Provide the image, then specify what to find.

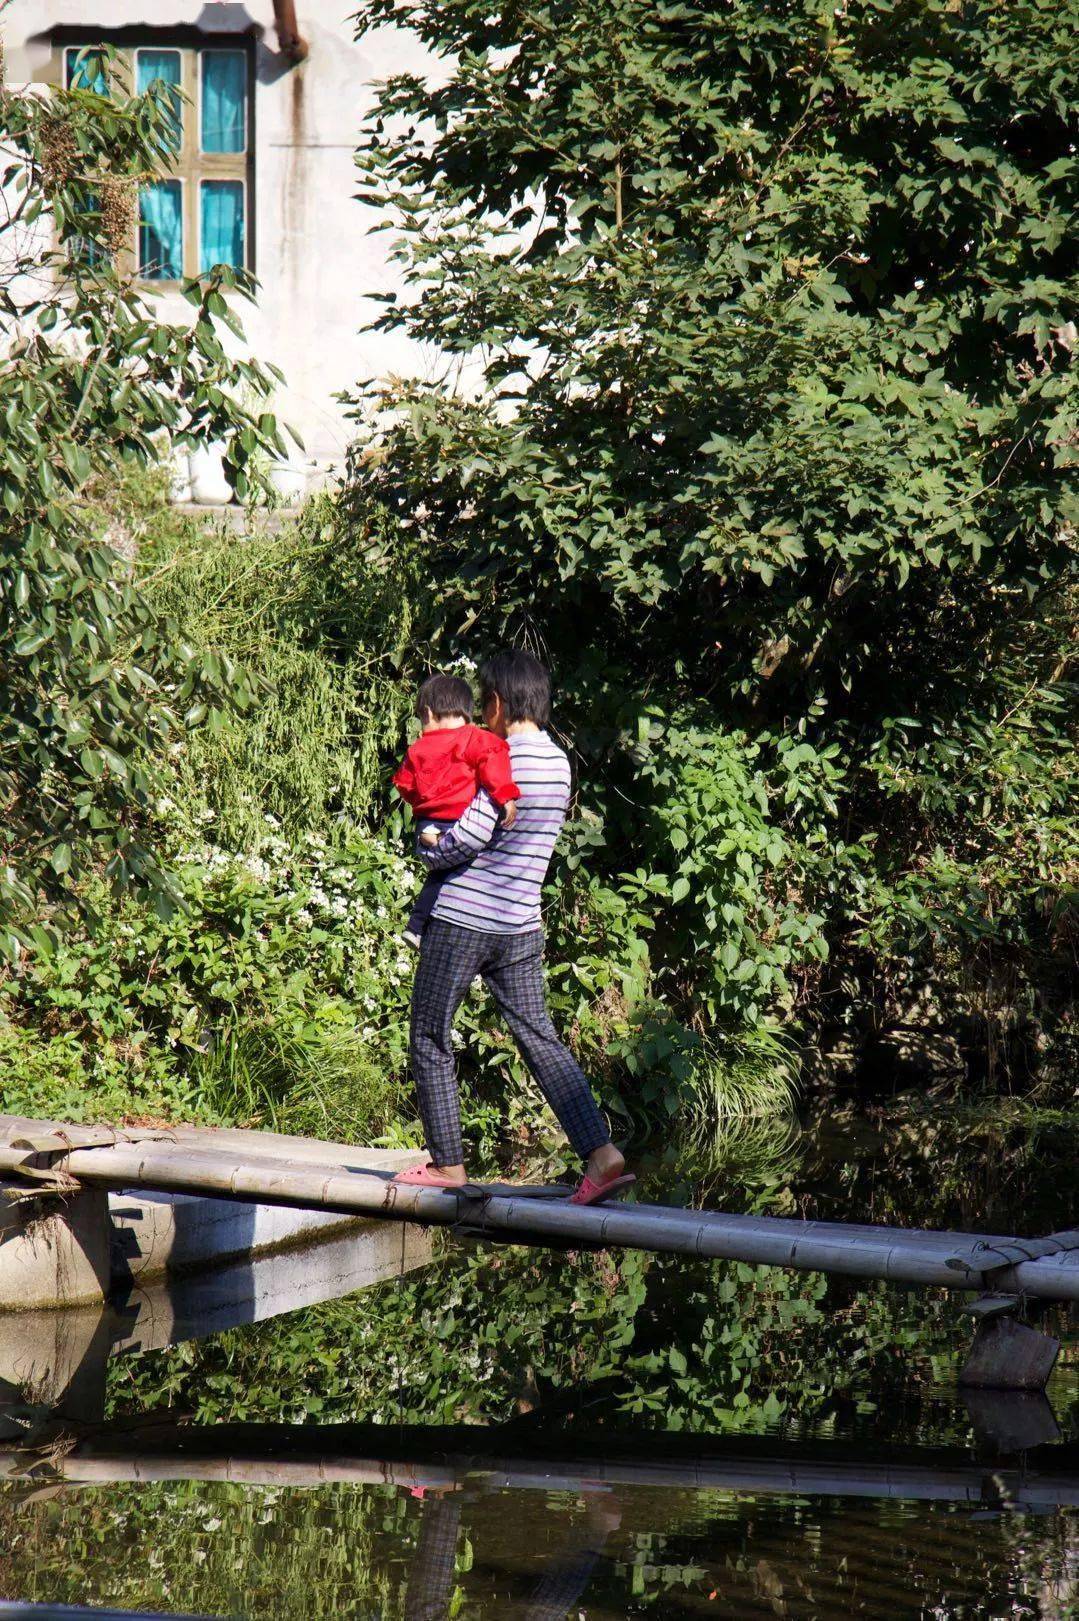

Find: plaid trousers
409;919;611;1168
403;1495;604;1620
403;1497;461;1621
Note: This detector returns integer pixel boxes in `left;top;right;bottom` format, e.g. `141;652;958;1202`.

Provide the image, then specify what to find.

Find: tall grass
676;1025;800;1146
137;488;414;847
190;1011;410;1145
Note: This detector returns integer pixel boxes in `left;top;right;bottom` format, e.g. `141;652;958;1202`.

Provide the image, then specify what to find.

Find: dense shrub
137;492;415;849
1;807;698;1145
344;0;1079;1090
2;823;413;1136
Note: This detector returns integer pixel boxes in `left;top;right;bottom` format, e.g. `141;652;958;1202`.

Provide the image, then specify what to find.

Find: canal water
0;1104;1076;1618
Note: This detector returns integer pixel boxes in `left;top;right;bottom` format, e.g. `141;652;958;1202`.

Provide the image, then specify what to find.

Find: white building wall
4;1;437;478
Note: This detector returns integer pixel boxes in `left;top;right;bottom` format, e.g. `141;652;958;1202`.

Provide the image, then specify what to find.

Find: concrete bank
0;1123;425;1310
0;1213;432;1419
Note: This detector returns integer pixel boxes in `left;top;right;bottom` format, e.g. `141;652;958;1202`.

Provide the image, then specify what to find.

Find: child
393;672;519;946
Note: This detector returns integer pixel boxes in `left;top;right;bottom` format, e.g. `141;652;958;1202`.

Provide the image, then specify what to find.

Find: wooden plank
959;1317;1061;1391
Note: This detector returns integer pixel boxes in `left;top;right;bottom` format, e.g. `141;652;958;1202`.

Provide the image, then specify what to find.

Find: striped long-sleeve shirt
422;729;571;934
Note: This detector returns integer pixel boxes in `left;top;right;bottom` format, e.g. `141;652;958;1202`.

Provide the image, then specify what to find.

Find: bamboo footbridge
1;1114;1075;1389
6;1421;1079;1509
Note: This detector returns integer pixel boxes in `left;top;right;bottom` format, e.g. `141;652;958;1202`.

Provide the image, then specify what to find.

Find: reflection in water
0;1104;1076;1616
0;1461;1077;1617
404;1491;617;1621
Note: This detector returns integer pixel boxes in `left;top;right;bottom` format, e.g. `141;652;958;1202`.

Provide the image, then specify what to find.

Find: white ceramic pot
268;460;308;505
188;444;233;505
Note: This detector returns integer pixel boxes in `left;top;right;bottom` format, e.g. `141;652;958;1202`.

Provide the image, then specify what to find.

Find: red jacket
392;725;520;821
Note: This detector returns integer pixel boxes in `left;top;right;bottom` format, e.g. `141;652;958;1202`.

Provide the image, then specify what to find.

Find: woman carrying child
390;649;632;1207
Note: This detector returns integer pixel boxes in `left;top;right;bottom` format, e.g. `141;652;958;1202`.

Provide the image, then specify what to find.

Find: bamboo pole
5;1430;1079;1507
0;1131;1076;1303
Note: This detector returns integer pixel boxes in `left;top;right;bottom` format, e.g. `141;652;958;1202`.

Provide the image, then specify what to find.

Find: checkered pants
403;1497;461;1620
409;919;611;1168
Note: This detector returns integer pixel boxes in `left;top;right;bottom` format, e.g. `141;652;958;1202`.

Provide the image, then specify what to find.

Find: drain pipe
272;0;308;62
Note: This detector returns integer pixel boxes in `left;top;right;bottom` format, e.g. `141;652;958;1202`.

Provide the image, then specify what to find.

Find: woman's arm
420;790;501;870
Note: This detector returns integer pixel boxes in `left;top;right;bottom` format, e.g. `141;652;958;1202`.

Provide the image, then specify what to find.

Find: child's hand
420;827;440;847
501;801;518;829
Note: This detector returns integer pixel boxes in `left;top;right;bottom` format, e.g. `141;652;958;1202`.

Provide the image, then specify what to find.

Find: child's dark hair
416;672;474;721
479;648;551;726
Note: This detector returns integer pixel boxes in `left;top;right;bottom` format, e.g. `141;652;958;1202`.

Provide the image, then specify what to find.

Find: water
0;1104;1076;1618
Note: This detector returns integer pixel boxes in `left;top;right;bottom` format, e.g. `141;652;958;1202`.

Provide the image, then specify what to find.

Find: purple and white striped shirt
422;730;571;934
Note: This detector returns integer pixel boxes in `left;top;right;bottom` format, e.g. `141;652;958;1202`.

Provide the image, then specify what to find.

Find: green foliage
137;492;415;848
346;0;1079;1086
630;720;829;1023
0;807;674;1146
0;53;290;950
0;463;716;1147
0;1013;198;1125
615;1020;801;1142
1;828;417;1139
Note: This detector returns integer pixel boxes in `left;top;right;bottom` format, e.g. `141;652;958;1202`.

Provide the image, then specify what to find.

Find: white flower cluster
174;812;423;1027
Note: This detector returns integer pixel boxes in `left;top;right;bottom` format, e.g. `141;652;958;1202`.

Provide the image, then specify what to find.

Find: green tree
0;47;290;952
347;0;1078;1083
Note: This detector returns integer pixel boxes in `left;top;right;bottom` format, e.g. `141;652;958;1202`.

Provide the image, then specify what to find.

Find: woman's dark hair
416;672;474;720
479;648;551;726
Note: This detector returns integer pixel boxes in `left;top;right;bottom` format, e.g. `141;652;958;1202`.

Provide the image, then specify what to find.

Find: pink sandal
393;1163;464;1190
569;1171;636;1207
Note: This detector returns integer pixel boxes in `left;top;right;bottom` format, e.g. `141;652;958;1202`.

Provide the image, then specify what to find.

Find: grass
137;483;414;848
676;1025;800;1145
189;1010;412;1145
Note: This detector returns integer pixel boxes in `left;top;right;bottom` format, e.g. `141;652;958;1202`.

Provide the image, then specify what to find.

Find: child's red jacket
392;725;520;821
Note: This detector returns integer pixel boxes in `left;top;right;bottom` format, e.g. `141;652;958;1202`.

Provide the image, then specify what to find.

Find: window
201;52;247;154
197;51;248;278
200;179;245;275
136;49;182;152
58;38;252;282
139;181;183;280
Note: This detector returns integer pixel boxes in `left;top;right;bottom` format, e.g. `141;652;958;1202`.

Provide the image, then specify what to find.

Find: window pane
65;46;108;95
200;180;245;272
200;52;246;153
136;49;183;150
139;181;183;279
